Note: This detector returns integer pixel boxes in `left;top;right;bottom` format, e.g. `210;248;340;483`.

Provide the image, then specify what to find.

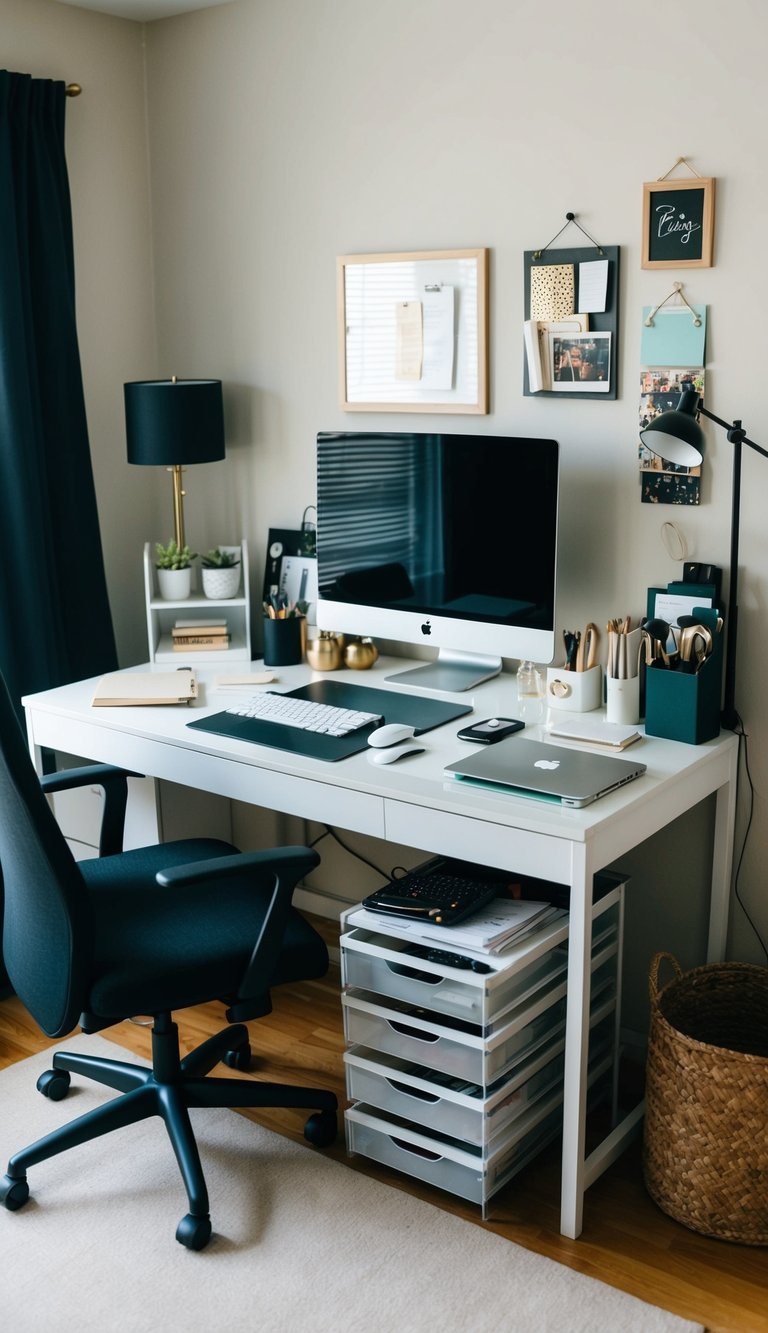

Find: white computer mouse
368;722;418;748
368;740;425;764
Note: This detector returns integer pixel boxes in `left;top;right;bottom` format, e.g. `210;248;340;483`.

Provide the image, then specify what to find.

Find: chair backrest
0;673;92;1037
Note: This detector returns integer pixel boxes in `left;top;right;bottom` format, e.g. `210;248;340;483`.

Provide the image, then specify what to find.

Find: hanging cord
533;213;605;261
657;156;701;181
731;717;768;963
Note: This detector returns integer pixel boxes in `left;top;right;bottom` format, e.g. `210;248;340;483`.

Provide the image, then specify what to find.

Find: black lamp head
640;386;705;468
124;378;225;466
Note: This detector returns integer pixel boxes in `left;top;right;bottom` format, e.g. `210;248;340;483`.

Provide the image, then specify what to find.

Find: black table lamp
124;377;225;550
640;386;768;729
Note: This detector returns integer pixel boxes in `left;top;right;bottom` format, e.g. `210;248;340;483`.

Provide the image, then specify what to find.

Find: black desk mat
187;679;472;763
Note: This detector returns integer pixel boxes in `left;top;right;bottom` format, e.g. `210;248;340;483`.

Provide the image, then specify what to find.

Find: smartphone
456;717;524;744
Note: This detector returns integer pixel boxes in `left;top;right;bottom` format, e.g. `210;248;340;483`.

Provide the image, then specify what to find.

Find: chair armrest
157;846;321;1014
41;764;144;858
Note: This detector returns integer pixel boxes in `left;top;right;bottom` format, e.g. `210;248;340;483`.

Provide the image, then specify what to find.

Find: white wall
7;0;768;967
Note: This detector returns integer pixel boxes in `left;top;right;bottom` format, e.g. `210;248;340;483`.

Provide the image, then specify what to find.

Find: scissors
575;623;599;672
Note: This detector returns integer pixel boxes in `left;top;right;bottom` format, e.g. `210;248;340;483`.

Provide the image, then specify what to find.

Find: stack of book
172;619;230;652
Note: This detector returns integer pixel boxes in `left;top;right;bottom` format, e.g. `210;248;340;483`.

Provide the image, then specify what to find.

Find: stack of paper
348;900;565;956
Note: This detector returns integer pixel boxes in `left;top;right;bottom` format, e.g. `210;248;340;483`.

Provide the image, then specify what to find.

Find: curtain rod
66;84;82;97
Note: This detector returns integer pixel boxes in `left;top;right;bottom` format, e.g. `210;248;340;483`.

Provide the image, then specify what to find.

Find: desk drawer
345;1094;564;1208
344;1044;562;1148
342;989;565;1086
341;929;569;1027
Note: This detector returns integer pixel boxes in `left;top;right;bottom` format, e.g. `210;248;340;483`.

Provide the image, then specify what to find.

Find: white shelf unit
341;874;625;1218
143;540;252;664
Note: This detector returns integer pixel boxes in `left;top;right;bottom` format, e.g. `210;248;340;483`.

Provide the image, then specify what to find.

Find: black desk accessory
640;385;768;729
187;679;471;762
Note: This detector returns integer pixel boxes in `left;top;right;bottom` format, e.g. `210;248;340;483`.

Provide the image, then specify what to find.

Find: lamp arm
697;402;768;460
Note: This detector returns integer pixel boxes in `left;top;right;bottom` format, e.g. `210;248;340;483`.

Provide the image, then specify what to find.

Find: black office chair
0;672;337;1249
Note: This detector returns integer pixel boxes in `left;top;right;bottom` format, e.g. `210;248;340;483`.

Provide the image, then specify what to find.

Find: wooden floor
1;948;766;1333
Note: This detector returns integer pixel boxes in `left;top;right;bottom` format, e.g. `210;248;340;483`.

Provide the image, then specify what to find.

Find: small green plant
201;547;240;569
155;540;197;570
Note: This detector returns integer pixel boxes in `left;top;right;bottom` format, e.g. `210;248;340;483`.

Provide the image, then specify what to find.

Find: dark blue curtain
0;70;117;720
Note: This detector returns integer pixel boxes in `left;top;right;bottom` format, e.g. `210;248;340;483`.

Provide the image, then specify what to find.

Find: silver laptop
444;737;646;808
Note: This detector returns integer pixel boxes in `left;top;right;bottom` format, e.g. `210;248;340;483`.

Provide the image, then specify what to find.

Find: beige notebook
92;671;198;707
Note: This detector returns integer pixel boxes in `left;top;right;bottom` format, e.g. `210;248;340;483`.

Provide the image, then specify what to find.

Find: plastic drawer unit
345;1046;615;1215
344;1008;616;1152
342;875;626;1214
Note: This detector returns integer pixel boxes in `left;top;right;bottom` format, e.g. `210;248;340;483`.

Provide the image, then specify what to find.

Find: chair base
0;1015;338;1250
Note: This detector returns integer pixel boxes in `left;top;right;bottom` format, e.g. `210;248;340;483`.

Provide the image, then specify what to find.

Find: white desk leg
560;842;593;1239
25;710;45;778
707;745;738;962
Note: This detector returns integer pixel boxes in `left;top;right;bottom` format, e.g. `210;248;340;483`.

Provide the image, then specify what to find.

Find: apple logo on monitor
421;621;432;636
535;759;560;771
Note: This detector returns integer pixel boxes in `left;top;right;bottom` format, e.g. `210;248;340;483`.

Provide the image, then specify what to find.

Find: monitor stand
386;650;502;693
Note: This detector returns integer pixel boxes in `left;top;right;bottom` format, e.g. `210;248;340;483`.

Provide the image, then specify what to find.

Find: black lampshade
124;379;225;466
640;387;706;468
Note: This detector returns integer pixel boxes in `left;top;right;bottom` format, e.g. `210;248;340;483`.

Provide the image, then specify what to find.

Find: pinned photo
550;333;611;392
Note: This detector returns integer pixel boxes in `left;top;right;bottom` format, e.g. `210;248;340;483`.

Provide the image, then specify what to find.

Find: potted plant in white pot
155;540;197;600
200;547;241;599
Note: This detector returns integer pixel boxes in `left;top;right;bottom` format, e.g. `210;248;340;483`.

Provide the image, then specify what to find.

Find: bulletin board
338;248;488;413
523;244;620;401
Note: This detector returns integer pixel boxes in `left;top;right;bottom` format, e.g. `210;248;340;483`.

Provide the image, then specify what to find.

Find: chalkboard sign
642;178;715;269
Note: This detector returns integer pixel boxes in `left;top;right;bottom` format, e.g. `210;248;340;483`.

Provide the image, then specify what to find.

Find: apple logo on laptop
535;759;560;770
421;621;432;636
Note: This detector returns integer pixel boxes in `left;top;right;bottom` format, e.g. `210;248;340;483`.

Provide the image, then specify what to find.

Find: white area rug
0;1037;702;1332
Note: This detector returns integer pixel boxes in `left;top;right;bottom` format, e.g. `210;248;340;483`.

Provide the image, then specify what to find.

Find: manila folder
92;671;198;707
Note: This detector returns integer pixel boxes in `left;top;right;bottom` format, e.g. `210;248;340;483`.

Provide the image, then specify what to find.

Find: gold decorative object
343;637;379;670
307;630;342;672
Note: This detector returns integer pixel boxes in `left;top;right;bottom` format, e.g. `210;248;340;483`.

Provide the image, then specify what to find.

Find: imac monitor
316;431;559;692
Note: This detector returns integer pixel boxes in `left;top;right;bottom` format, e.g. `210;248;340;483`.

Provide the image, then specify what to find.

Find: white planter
202;565;241;599
157;567;192;600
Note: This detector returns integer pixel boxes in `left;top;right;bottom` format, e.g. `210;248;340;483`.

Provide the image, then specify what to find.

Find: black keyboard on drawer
362;857;506;926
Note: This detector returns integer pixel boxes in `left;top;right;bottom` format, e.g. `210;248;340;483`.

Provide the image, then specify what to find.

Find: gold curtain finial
66;83;82;98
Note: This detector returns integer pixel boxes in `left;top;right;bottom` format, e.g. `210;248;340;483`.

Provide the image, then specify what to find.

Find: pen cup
546;664;602;712
605;674;640;726
262;616;303;667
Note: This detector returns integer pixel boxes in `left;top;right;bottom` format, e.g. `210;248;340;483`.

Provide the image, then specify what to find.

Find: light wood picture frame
642;177;715;269
337;248;488;413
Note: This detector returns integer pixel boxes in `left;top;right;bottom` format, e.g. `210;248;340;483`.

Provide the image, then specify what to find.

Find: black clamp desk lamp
124;377;225;550
640;386;767;730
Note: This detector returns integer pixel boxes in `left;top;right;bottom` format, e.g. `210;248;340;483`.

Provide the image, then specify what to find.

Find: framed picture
642;178;715;269
262;528;303;606
338;248;488;413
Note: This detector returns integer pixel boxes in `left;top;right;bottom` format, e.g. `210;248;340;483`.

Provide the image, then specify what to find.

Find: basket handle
649;951;682;1002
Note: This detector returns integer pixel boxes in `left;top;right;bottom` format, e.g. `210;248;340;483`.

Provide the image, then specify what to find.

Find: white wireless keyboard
224;692;382;738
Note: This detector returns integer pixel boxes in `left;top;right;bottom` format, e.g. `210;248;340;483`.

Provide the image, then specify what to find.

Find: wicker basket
643;952;768;1244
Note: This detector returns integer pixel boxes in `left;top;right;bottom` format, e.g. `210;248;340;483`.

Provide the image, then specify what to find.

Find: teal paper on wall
640;307;707;368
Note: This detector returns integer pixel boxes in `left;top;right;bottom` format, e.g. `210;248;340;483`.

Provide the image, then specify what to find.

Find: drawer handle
388;1020;439;1043
386;961;441;986
390;1136;443;1162
387;1078;440;1103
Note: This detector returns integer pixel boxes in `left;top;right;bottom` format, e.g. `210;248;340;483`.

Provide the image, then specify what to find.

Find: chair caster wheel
304;1110;337;1148
1;1173;30;1211
223;1043;252;1073
36;1069;71;1101
176;1212;212;1251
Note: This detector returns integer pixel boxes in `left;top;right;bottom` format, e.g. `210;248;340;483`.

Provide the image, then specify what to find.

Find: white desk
23;658;738;1239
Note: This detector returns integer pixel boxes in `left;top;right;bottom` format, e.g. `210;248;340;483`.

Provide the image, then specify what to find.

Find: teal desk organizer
644;597;723;744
